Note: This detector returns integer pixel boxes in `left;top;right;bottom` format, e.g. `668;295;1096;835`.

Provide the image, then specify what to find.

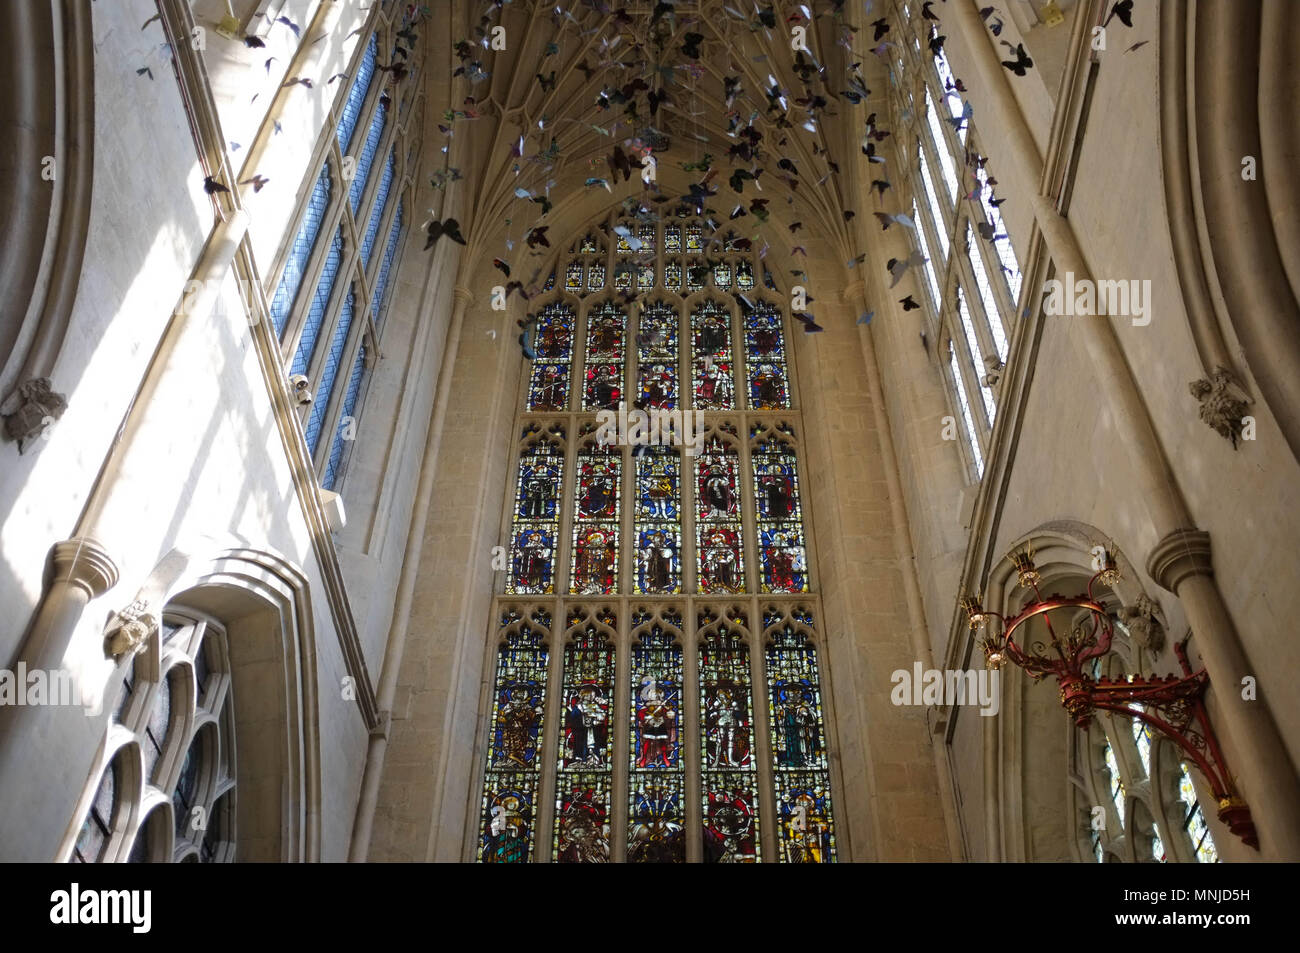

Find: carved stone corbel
1188;367;1250;448
1;377;67;452
1118;593;1167;655
103;599;158;659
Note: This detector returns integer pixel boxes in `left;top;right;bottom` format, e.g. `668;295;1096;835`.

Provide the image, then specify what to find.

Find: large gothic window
478;213;836;862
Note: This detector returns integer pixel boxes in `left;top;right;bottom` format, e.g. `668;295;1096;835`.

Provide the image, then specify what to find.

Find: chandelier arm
1091;699;1227;799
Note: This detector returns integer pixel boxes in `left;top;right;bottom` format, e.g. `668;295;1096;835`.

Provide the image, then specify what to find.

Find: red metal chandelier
959;546;1257;849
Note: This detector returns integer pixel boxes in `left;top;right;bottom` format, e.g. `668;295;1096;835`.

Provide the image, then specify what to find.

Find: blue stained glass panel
335;34;378;151
371;200;404;326
349;100;388;213
323;342;366;490
361;149;397;268
271;164;333;335
304;287;357;454
290;226;345;378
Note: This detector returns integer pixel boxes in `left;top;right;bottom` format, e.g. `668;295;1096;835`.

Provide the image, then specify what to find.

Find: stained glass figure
570;441;620;594
565;262;583;293
583;302;626;411
628;616;685;862
664;224;681;254
745;301;791;409
685;222;703;252
636;300;678;409
736;260;755;290
587;261;606;291
544;271;556;291
637;263;655;291
753;425;809;593
555;615;615;862
775;775;835;862
712;261;732;291
664;260;682;290
478;611;550;862
580;233;600;253
635;447;681;593
692;300;735;410
765;613;835;861
696;434;744;593
526;302;575;411
700;615;759;861
614;265;632;293
507;427;564;594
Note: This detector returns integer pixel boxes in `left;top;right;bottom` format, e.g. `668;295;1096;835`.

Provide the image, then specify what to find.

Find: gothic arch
60;543;323;862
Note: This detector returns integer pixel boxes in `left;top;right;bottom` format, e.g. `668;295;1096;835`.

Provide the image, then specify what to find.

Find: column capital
453;286;475;305
843;279;866;304
1145;528;1213;593
49;537;119;599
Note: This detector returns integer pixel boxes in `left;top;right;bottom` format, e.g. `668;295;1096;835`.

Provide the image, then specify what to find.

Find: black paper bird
1001;43;1033;76
537;71;556;92
525;226;550;249
493;258;511;277
275;15;301;38
871;179;891;197
900;295;921;311
424;218;467;249
922;1;939;20
243;34;266;49
1104;0;1134;27
793;312;824;333
681;32;704;59
928;32;947;55
203;176;230;195
871;18;890;41
239;175;270;192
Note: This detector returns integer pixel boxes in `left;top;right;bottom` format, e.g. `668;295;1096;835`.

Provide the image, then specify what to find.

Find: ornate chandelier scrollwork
960;546;1257;849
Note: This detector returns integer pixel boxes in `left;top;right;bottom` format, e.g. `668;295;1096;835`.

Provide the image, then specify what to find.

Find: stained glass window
692;300;735;410
1179;766;1219;862
948;340;984;478
752;424;809;593
570;437;620;595
634;447;681;594
700;612;759;862
766;611;835;862
636;300;678;409
491;213;831;860
1103;742;1126;826
271;163;332;336
478;612;549;863
628;611;685;862
917;144;950;260
360;149;396;268
583;302;626;411
527;303;575;411
744;301;791;410
371;200;404;326
554;611;615;863
507;426;564;594
686;259;706;294
696;432;744;593
303;286;357;453
290;226;346;380
336;34;378;151
1130;705;1153;777
349;99;388;213
956;287;995;426
966;223;1009;363
323;341;366;490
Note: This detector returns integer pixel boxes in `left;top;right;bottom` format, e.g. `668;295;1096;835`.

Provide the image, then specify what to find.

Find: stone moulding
0;0;94;439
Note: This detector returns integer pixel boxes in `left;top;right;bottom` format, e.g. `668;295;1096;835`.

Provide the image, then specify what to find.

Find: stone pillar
1147;530;1300;859
0;537;120;861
